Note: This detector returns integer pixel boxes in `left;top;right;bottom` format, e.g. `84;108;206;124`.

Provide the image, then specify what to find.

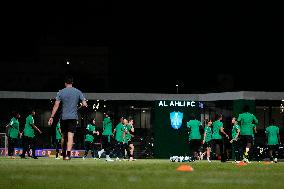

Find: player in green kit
250;123;257;160
99;112;114;161
265;119;280;163
202;119;212;162
55;121;62;159
212;114;229;162
83;117;99;159
237;105;258;163
230;117;241;163
20;109;42;159
6;111;21;159
113;116;125;161
124;118;135;161
187;114;202;161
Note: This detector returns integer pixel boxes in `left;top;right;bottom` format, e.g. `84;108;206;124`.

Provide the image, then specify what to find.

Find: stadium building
0;91;283;159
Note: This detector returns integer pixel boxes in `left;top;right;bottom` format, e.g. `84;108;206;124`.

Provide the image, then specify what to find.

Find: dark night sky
0;1;283;93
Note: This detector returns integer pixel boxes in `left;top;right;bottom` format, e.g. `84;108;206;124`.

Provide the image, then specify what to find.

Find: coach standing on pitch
48;75;88;160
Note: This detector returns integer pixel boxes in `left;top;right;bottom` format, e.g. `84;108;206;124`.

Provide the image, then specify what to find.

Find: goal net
0;133;8;156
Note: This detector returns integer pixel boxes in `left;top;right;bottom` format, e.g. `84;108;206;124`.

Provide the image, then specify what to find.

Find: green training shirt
204;125;212;142
231;124;240;141
24;115;35;138
85;124;96;142
9;117;19;138
56;122;62;140
237;112;258;135
102;117;112;136
212;120;223;140
125;124;133;141
265;125;279;145
187;119;202;140
115;123;124;142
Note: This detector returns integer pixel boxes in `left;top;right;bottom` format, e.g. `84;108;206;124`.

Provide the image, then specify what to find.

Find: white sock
246;148;249;153
99;149;105;153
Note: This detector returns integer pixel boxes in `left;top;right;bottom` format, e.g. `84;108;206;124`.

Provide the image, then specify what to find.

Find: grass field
0;157;284;189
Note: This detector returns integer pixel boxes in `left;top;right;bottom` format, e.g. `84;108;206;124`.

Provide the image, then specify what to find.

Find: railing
0;133;8;156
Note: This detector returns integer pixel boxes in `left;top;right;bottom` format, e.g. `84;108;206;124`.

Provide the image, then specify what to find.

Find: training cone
176;164;194;172
236;161;247;166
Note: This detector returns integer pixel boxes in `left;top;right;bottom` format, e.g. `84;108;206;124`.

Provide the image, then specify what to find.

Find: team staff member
48;76;87;160
20;109;42;159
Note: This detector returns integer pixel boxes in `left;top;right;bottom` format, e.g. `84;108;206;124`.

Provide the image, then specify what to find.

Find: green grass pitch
0;157;284;189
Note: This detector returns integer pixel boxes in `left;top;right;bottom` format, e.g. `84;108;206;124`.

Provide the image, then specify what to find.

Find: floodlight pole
176;84;179;94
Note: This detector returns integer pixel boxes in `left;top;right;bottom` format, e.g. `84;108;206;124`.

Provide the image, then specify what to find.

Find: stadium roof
1;91;284;101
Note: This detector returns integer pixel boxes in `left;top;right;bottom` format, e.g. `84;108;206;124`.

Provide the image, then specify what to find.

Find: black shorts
203;141;212;148
101;135;112;145
240;135;253;146
60;119;77;133
128;140;133;145
189;139;202;152
114;140;122;146
211;139;223;146
268;145;279;151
